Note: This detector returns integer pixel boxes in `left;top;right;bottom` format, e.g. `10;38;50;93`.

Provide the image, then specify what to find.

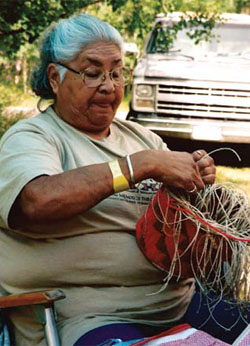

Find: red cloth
130;323;230;345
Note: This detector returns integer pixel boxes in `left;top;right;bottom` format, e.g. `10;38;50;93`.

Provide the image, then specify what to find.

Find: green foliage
0;0;94;57
87;0;235;50
0;75;33;138
182;12;223;45
147;12;222;54
0;0;247;137
0;0;247;106
0;77;24;108
0;103;23;139
107;0;127;11
0;0;244;57
235;0;250;13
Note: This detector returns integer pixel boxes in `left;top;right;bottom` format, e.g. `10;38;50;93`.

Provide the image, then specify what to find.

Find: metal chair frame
0;290;65;346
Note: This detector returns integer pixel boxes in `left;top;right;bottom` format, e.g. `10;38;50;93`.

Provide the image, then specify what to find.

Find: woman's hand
192;149;216;185
132;150;205;192
131;149;216;193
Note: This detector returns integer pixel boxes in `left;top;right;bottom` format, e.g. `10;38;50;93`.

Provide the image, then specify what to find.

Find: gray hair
30;13;124;101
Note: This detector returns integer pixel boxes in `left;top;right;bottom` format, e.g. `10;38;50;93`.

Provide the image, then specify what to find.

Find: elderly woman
0;13;218;346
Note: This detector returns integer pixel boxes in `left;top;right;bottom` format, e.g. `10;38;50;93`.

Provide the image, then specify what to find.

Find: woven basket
136;186;232;281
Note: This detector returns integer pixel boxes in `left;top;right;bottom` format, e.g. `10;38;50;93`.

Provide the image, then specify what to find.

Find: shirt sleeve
0;127;63;228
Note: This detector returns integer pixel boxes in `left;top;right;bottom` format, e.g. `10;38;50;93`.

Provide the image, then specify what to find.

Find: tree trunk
22;57;27;94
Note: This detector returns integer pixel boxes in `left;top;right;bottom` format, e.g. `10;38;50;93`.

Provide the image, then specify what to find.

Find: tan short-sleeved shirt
0;107;194;346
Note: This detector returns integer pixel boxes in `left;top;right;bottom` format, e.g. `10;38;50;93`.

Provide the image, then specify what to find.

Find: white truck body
128;13;250;143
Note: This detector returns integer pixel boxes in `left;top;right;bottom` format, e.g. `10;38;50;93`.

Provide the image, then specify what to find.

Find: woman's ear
47;63;60;94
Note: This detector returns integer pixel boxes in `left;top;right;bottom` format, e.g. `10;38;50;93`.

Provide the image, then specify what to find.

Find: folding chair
0;289;65;346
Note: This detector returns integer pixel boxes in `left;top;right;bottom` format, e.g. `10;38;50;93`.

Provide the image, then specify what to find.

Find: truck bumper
128;115;250;143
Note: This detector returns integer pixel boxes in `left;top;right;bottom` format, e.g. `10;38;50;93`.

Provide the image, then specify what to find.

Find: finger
185;173;205;192
193;179;205;191
192;149;207;162
199;165;216;177
201;174;216;185
196;156;215;174
199;165;216;184
186;179;204;193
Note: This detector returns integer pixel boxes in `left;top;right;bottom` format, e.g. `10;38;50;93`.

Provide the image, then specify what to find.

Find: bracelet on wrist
126;154;135;188
108;159;130;193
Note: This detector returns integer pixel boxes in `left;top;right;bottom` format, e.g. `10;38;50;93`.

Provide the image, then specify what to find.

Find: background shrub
0;104;23;139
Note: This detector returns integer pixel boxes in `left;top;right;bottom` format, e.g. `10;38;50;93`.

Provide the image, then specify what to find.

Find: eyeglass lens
83;67;130;87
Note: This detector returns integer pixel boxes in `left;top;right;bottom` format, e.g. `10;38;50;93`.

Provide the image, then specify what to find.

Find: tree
235;0;250;12
0;0;102;56
89;0;235;47
0;0;245;100
0;0;239;56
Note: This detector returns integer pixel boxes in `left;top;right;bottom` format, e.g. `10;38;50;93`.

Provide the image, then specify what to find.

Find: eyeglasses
56;62;131;88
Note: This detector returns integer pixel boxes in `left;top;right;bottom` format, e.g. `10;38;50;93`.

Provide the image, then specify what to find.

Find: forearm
9;149;214;228
10;163;113;227
9;152;152;228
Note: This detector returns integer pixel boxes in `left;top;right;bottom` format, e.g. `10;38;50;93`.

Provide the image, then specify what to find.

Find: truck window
147;23;250;57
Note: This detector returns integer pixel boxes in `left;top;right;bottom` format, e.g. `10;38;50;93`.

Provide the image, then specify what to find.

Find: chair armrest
0;290;66;308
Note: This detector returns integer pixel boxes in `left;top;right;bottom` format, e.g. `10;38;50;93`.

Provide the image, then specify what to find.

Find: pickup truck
127;12;250;148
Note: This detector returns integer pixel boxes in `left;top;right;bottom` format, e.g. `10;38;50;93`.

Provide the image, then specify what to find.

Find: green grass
216;166;250;200
16;95;38;108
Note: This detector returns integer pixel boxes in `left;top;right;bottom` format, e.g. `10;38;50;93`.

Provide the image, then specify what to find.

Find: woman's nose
98;73;116;93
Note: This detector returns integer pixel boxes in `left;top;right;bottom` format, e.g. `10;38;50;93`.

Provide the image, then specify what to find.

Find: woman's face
49;41;124;138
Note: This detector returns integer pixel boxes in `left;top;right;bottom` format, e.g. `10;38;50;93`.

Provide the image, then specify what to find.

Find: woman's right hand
131;149;208;193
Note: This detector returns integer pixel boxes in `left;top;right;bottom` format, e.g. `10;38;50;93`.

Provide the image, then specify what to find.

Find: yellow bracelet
108;160;130;193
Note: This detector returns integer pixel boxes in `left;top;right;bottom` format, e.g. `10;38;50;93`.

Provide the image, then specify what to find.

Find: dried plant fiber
136;183;250;309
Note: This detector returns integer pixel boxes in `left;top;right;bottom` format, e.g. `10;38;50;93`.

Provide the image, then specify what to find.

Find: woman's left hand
192;150;216;185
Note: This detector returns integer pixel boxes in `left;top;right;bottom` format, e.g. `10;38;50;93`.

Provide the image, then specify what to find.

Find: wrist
108;160;130;193
129;150;159;183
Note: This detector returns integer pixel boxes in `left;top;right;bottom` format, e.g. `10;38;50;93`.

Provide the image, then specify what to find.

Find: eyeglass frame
55;62;130;88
